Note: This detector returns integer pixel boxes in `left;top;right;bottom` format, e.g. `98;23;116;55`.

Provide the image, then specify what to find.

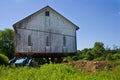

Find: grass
0;62;120;80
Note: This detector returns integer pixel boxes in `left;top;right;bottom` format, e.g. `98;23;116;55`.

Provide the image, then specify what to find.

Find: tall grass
0;63;120;80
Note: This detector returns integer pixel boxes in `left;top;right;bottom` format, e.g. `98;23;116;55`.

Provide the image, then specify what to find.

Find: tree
79;48;93;60
84;51;94;60
77;50;84;59
92;42;105;58
0;28;14;59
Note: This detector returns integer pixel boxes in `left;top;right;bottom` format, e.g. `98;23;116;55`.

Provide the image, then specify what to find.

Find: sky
0;0;120;50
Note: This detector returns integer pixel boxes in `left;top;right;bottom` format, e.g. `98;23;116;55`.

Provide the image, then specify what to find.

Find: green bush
63;56;73;61
112;54;120;60
94;57;105;61
0;54;9;65
103;53;113;61
72;56;79;61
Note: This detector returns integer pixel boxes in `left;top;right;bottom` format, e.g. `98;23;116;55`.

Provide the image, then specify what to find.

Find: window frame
28;35;32;46
63;36;66;46
45;11;50;16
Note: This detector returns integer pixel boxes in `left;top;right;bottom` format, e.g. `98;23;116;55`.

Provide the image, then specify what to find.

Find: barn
13;6;79;58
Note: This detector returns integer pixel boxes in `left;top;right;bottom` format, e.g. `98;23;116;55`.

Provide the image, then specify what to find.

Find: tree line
69;42;120;61
0;28;14;59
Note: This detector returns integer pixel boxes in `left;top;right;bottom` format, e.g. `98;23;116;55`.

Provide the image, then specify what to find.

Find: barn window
46;36;50;46
45;11;49;16
63;36;66;46
28;35;31;46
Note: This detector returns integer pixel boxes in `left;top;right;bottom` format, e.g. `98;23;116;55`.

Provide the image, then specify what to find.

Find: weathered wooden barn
13;6;79;58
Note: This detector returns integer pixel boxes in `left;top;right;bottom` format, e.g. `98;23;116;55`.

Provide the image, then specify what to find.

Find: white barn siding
14;6;79;57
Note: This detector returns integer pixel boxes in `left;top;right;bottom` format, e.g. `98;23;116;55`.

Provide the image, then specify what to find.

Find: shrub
0;54;9;65
94;57;105;61
112;54;120;60
63;56;73;61
72;56;79;61
105;53;113;61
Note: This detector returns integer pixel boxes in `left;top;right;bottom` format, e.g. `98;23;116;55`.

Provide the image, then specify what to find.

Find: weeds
0;63;120;80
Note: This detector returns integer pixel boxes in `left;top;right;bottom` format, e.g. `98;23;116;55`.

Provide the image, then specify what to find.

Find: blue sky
0;0;120;50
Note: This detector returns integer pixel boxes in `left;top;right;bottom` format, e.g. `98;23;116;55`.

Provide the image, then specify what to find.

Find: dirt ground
64;61;113;73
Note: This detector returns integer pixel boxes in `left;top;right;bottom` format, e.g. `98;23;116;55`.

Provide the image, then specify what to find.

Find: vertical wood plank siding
14;7;77;55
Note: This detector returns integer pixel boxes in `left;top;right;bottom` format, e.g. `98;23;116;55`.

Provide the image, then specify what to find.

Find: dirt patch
64;61;113;73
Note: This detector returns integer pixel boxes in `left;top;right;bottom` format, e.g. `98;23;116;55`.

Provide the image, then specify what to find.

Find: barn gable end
13;6;79;58
13;6;79;30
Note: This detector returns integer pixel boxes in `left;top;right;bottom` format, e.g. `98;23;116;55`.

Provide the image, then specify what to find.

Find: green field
0;62;120;80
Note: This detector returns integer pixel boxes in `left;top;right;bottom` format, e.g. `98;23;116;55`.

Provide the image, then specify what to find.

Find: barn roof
13;5;79;30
